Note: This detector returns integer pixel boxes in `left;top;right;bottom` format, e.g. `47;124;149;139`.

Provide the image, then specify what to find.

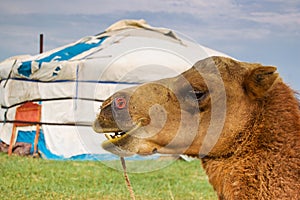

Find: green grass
0;153;217;199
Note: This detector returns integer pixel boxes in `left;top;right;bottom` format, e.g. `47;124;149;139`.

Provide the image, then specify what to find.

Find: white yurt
0;19;229;160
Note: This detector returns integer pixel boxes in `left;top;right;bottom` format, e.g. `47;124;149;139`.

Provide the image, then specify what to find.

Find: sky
0;0;299;90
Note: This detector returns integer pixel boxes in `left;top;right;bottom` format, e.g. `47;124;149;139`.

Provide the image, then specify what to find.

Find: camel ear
244;66;279;100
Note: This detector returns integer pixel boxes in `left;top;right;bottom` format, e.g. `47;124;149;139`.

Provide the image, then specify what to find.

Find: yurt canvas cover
0;19;229;160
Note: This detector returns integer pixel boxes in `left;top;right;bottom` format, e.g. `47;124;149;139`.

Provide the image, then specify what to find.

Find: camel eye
188;90;207;102
194;90;206;101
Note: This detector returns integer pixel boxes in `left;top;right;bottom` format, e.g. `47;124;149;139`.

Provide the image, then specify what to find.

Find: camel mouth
104;132;127;141
102;120;143;147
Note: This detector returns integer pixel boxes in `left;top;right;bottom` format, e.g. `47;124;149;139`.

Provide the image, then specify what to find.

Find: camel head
93;56;279;157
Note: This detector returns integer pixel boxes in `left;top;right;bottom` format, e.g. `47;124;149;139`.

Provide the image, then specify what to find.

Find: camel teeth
104;132;127;140
105;133;112;140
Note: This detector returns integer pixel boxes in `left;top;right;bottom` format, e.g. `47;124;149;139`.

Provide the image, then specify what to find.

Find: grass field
0;153;217;200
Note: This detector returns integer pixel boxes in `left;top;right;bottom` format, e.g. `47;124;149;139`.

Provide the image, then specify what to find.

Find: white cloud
0;0;243;20
0;0;299;40
0;0;299;89
246;12;300;28
1;0;299;32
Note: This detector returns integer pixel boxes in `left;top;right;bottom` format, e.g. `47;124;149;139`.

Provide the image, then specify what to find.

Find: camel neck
254;82;300;149
201;82;300;199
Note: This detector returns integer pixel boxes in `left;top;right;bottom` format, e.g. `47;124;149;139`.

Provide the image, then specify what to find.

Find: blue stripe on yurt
17;61;33;77
16;130;64;159
69;154;160;161
16;130;35;154
15;129;160;161
17;37;107;77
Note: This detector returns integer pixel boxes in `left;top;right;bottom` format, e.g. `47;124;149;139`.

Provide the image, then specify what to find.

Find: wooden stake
39;34;44;54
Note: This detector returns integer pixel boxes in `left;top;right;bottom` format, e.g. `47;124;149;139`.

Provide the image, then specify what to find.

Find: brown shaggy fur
93;57;300;199
202;81;300;199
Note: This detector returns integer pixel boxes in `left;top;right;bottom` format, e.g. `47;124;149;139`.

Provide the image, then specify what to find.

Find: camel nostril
152;148;158;154
113;97;127;110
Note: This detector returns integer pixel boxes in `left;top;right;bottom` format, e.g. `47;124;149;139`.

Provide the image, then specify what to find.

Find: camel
93;56;300;199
